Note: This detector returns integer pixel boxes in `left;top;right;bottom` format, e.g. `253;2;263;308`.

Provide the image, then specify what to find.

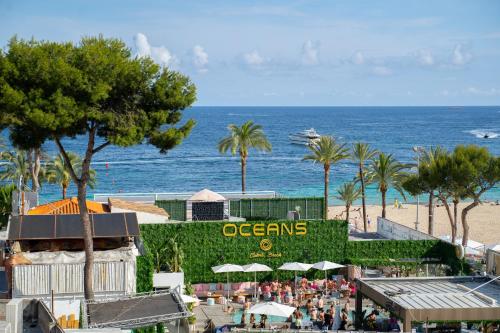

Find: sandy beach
328;202;500;245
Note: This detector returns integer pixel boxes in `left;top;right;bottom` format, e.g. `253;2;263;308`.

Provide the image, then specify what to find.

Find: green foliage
368;152;409;197
140;220;349;283
0;150;31;186
336;182;361;208
218;121;272;157
136;243;154;293
0;184;15;227
47;152;96;199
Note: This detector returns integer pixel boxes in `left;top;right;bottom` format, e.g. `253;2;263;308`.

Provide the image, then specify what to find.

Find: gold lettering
253;224;265;236
250;252;265;258
295;222;307;235
239;223;251;237
281;223;293;236
223;224;237;237
267;223;280;236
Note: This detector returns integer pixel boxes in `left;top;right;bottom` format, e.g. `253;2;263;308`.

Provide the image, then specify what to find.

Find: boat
484;134;490;139
289;128;321;145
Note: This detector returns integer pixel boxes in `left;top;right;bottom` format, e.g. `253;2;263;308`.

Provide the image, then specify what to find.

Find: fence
229;197;324;220
155;200;187;221
12;261;134;298
377;217;436;240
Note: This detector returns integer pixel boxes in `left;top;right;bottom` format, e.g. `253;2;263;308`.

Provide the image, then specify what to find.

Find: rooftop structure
356;276;500;331
27;198;109;215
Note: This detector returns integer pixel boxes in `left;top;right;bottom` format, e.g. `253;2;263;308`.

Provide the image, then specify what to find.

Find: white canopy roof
247;302;296;318
242;263;273;273
211;264;244;273
181;294;198;303
188;189;226;202
278;262;312;271
312;261;344;271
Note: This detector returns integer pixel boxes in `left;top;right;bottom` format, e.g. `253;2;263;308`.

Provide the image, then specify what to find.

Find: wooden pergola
355;276;500;332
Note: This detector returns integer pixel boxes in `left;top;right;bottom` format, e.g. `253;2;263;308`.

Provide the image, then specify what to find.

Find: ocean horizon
2;106;499;204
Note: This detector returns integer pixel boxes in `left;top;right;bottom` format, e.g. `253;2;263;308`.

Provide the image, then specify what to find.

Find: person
293;307;303;329
317;296;324;309
354;216;359;230
339;308;349;330
249;313;256;329
367;215;371;226
226;304;234;314
318;309;325;329
329;304;336;325
306;299;313;314
364;310;378;331
324;309;332;330
259;314;267;328
240;312;247;327
388;314;400;332
343;301;350;313
310;307;318;321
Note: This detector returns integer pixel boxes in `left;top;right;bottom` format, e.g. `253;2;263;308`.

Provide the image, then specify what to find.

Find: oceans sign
222;221;307;258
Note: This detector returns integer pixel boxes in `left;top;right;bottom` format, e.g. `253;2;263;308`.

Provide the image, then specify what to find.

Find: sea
3;106;500;204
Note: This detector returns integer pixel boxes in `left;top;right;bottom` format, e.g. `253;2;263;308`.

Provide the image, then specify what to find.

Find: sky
1;0;500;106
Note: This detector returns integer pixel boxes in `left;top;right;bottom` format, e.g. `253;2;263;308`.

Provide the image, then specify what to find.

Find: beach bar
355;276;500;332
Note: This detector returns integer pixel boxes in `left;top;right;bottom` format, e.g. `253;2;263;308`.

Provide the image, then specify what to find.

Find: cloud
416;49;434;66
466;87;500;96
243;50;265;66
351;51;365;65
372;66;392;76
193;45;208;73
133;33;177;67
452;44;472;66
301;40;319;65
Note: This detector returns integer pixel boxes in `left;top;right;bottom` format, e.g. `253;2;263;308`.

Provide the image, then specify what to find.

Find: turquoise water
3;106;499;203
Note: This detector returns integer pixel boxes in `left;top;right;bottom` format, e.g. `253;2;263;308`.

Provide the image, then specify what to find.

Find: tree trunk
359;163;367;232
461;200;479;247
428;192;434;236
62;185;67;199
381;189;387;218
241;156;246;193
438;195;455;242
77;181;94;300
324;164;330;220
27;148;41;192
346;204;350;223
452;199;459;244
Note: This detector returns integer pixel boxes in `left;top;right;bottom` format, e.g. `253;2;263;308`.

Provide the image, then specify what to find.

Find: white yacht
289;128;321;145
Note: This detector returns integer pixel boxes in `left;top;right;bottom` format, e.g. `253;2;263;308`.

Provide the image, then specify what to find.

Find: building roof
108;198;169;218
86;290;190;329
28;198;110;215
188;188;226;202
357;276;500;327
8;213;140;240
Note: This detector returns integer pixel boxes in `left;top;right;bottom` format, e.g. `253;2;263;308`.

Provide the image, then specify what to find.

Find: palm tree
351;142;377;231
47;152;96;199
368;152;408;218
218;121;272;193
335;182;361;223
303;136;349;219
0;150;31;187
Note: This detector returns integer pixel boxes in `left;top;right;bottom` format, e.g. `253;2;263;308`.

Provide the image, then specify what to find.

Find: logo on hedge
260;239;272;251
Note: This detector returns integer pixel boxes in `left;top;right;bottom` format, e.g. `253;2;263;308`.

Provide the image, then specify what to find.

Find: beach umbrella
278;262;312;295
312;261;344;294
247;301;296;318
212;264;244;302
242;263;273;301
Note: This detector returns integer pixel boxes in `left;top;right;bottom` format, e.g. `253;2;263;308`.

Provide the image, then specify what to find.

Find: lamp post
412;146;424;231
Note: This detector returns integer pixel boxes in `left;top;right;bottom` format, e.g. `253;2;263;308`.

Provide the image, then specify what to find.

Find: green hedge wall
155;200;187;221
229;197;324;220
140;220;347;283
137;219;464;286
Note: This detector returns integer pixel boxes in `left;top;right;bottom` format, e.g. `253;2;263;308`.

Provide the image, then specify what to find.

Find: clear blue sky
1;0;500;106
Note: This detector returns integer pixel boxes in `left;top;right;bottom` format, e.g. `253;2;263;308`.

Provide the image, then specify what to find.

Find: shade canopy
181;294;198;303
189;189;226;202
211;264;244;273
242;263;273;273
277;262;313;271
312;261;344;271
247;302;295;318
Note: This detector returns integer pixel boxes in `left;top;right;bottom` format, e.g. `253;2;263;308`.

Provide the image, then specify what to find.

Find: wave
227;113;270;117
467;129;499;139
91;156;302;166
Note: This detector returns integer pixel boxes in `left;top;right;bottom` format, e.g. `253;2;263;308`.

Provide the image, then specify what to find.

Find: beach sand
328;202;500;245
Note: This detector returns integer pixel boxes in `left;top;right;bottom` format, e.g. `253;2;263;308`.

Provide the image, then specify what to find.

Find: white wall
153;272;184;292
377;217;436;240
6;299;23;333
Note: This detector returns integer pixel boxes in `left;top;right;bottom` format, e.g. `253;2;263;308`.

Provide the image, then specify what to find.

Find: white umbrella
278;262;312;295
243;263;273;301
312;261;344;294
212;264;244;302
181;294;198;303
247;301;295;318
